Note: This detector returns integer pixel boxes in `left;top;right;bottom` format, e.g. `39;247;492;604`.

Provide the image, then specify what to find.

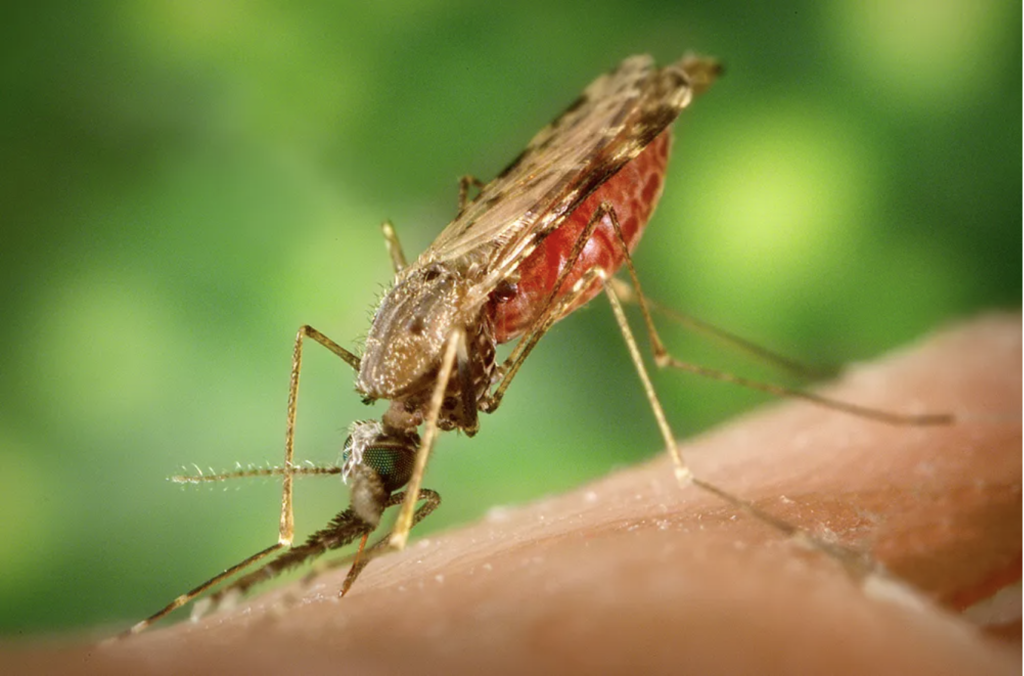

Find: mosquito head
341;420;420;494
341;420;420;527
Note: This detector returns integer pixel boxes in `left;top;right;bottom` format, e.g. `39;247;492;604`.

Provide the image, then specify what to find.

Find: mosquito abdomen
490;130;672;343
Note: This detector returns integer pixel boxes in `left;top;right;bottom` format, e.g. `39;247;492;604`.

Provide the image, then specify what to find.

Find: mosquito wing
418;54;718;303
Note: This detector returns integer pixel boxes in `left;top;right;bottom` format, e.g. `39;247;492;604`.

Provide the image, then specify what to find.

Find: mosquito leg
381;220;407;274
600;210;953;426
283;325;365;530
116;542;287;637
601;276;875;575
280;326;363;547
606;277;837;381
390;329;461;550
295;324;362;371
596;202;952;573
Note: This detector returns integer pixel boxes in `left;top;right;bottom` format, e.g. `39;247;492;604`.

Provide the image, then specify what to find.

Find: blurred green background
0;1;1018;636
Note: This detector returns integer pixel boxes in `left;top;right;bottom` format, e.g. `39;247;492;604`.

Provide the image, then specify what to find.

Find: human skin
6;312;1021;675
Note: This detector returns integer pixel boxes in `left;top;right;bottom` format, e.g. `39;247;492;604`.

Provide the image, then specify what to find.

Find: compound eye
342;422;420;493
359;443;415;493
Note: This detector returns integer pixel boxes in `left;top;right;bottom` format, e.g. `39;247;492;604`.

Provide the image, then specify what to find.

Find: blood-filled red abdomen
489;129;672;343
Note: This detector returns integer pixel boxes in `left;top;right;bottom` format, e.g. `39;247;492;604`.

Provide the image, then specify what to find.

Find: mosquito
121;54;950;637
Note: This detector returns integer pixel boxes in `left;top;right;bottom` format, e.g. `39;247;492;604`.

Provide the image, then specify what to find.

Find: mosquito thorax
358;262;474;399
